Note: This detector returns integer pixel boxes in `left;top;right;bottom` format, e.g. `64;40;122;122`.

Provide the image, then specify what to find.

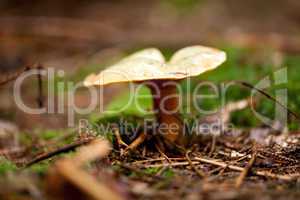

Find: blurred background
1;0;300;131
1;0;300;67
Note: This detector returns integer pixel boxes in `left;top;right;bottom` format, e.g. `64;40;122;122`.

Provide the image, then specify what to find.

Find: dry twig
25;137;94;167
124;132;147;153
113;127;128;149
136;161;199;168
208;136;217;157
134;156;299;181
0;66;31;86
194;156;298;181
235;152;257;188
185;151;206;178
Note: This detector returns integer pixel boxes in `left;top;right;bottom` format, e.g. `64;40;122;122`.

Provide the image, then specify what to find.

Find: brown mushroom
84;45;226;147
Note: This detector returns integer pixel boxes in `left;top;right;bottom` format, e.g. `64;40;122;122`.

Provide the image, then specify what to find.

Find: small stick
208;135;216;157
112;127;128;148
207;166;223;175
131;157;185;165
124;132;146;152
25;137;94;167
185;151;206;178
36;64;44;108
0;65;31;86
0;64;44;108
194;156;298;181
232;80;300;120
136;157;299;181
136;161;199;168
155;143;171;163
235;152;257;188
233;155;250;163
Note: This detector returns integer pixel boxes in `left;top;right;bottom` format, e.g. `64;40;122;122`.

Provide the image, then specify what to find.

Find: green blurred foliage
0;157;17;176
27;161;50;176
161;0;204;13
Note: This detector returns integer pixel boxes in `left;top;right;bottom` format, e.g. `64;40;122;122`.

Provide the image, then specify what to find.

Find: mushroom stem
147;80;184;145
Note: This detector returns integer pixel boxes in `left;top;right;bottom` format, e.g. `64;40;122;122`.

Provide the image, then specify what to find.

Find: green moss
161;0;204;13
144;167;161;175
27;161;50;176
0;157;17;175
161;168;174;178
40;130;62;140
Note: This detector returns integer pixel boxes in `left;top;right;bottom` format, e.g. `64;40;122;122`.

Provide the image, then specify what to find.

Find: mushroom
84;45;226;148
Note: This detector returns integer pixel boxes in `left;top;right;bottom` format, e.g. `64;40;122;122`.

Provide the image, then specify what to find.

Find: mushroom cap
84;45;226;86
